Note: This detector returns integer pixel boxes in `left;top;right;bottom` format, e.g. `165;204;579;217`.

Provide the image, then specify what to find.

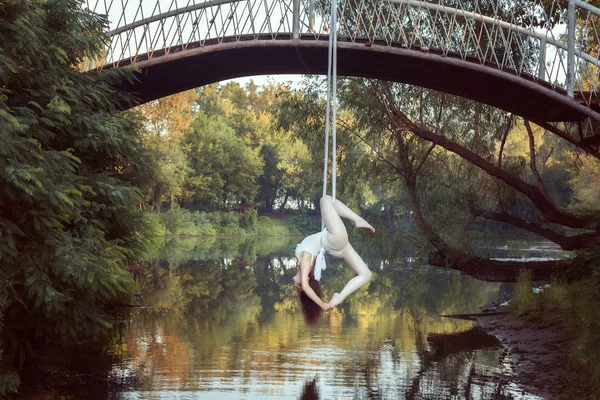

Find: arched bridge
85;0;600;123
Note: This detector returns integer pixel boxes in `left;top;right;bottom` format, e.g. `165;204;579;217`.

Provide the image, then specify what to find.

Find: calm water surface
25;236;562;399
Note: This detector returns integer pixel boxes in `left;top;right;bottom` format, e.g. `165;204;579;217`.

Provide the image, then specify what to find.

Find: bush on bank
145;207;310;237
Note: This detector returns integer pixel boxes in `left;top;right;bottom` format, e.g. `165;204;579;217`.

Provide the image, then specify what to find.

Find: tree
366;80;598;280
136;91;199;212
183;112;263;210
0;0;155;394
193;82;319;212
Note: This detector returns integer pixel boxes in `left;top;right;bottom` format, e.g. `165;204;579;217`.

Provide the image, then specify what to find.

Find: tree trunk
153;184;162;214
427;250;590;282
265;196;273;212
279;191;289;212
406;175;450;251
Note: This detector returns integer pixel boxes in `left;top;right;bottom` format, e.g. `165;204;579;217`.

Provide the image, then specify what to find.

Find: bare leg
320;195;375;251
329;243;372;307
320;195;349;250
321;195;375;233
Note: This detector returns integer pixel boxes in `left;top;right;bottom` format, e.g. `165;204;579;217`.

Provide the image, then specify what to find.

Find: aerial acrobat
292;195;375;326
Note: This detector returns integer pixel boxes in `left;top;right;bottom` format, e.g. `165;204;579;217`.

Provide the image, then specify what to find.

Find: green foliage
287;215;320;236
0;0;156;394
143;210;168;237
240;209;258;231
154;208;294;237
183;111;263;210
255;216;291;236
0;368;20;397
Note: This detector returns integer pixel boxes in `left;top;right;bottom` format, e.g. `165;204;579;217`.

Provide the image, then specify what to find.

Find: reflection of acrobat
292;195;375;325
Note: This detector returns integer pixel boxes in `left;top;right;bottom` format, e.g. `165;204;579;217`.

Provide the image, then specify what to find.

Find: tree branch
497;122;511;169
470;207;600;250
536;121;600;159
524;120;551;201
391;115;594;229
373;81;595;229
337;118;405;178
414;143;436;174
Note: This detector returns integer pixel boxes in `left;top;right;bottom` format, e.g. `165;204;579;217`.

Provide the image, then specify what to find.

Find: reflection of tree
27;238;531;397
406;327;512;400
140;258;259;323
146;236;299;264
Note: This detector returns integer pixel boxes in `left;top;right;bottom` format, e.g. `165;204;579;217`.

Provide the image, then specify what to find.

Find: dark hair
298;269;323;327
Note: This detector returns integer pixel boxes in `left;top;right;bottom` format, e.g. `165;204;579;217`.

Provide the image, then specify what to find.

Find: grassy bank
144;207;321;237
511;270;600;398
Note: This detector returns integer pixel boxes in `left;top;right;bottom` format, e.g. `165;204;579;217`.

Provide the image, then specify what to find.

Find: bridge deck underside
115;36;596;122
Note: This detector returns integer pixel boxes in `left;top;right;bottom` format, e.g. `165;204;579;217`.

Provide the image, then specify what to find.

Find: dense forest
1;0;600;396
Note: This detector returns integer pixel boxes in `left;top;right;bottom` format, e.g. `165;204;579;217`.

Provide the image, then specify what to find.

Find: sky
225;74;304;88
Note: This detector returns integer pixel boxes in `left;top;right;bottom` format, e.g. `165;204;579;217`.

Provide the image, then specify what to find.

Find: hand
320;302;333;312
292;275;302;290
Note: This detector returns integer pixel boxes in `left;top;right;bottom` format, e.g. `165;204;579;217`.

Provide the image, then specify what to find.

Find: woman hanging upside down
292;195;375;326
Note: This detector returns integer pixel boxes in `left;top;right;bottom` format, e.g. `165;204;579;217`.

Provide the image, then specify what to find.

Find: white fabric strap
314;247;327;281
321;0;337;231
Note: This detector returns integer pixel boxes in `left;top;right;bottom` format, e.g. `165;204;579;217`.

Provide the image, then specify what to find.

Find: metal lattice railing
84;0;600;104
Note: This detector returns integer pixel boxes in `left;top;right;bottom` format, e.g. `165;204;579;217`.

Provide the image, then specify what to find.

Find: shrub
240;209;258;231
511;269;537;315
288;215;320;236
256;216;290;236
160;208;185;235
144;210;167;237
149;209;301;237
219;211;241;228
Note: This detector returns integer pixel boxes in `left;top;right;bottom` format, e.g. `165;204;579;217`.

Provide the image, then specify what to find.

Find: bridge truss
84;0;600;120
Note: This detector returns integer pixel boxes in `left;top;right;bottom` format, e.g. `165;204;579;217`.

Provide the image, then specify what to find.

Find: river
20;236;562;399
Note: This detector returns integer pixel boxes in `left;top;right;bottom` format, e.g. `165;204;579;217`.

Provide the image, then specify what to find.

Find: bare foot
355;218;375;233
329;293;343;308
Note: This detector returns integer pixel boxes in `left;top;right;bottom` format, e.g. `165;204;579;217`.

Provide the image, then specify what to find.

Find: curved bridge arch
86;0;600;122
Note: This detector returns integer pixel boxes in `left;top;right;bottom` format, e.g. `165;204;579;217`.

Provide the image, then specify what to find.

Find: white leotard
294;231;323;258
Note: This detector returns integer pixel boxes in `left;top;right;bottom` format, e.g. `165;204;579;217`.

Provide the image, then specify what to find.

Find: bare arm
299;252;331;311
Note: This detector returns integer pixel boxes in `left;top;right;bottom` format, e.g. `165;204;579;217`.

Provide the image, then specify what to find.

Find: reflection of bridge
85;0;600;122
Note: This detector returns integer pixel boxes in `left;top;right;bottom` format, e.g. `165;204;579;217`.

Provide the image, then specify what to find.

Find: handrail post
567;0;575;97
309;0;315;33
293;0;300;39
538;37;546;81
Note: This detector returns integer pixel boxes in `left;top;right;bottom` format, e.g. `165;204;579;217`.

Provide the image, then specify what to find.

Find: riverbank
476;311;580;399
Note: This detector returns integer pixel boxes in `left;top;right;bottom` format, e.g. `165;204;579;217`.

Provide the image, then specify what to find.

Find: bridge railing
83;0;600;104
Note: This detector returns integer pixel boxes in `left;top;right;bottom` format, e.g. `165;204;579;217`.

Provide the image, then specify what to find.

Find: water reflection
21;237;553;399
299;378;320;400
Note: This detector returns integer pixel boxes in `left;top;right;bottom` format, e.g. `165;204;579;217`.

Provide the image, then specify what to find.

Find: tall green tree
192;82;319;211
183;112;263;210
0;0;155;394
136;90;199;212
